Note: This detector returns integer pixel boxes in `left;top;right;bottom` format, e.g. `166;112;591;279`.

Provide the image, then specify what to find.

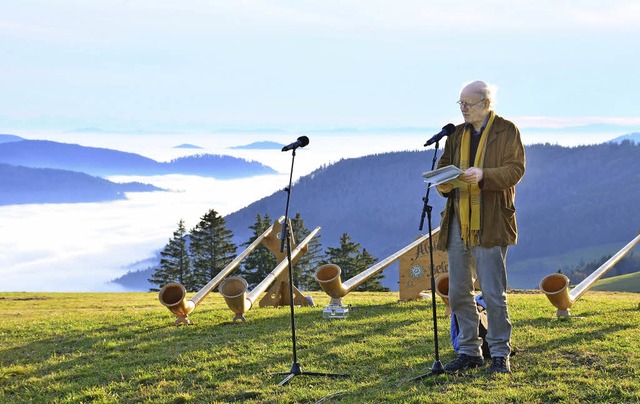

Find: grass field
1;290;639;403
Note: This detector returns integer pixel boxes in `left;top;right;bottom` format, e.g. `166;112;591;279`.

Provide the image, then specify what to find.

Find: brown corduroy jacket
436;114;526;250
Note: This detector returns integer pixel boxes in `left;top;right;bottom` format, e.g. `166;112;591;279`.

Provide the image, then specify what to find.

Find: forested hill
0;164;162;205
224;141;640;290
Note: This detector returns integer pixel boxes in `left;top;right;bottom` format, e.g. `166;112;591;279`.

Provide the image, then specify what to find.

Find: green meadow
1;290;639;403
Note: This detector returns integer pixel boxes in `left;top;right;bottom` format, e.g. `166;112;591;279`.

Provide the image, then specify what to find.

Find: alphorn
158;216;285;325
540;231;640;317
219;226;321;322
433;273;452;316
314;227;440;314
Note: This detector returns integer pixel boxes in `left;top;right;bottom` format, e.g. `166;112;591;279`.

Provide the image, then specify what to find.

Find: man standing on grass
436;80;525;374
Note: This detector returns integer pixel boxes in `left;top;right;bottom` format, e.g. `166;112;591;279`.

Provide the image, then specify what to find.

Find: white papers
422;165;465;188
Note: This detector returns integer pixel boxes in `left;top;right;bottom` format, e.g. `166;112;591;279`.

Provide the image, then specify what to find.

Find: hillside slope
0;164;162;205
223;142;640;290
591;271;640;293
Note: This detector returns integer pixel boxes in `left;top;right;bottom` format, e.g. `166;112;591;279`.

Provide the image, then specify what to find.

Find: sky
2;1;640;292
2;1;640;133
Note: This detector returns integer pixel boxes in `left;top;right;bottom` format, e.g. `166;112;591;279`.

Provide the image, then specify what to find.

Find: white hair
461;80;498;110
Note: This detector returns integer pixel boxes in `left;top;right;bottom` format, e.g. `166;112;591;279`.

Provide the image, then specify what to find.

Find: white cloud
516;116;640;129
568;2;640;29
4;1;640;45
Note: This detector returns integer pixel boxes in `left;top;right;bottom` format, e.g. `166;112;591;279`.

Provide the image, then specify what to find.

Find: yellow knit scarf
458;110;495;247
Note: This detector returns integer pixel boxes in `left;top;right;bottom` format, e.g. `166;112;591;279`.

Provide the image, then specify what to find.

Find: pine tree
355;248;387;292
189;209;237;290
148;219;191;291
291;212;323;291
321;233;388;292
240;213;277;288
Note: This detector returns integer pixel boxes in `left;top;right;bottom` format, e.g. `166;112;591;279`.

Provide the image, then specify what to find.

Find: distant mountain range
173;143;204;149
4;131;638;291
0;139;277;178
0;135;278;206
114;140;640;292
229;141;285;150
222;141;640;291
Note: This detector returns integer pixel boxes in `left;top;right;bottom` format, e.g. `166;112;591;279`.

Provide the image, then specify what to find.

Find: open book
422;165;466;189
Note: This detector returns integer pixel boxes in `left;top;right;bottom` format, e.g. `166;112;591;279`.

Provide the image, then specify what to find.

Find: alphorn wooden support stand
259;218;311;308
259;271;310;308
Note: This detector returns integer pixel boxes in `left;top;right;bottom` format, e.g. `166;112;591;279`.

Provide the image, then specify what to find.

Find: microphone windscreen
444;123;456;134
297;136;310;147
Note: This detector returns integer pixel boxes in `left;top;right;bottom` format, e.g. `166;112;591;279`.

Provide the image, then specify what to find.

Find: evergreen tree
321;233;388;292
321;233;360;280
189;209;237;290
148;219;191;291
355;248;387;292
240;213;278;288
291;212;323;291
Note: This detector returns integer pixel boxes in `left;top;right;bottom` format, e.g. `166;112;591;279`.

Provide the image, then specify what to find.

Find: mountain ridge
0;163;163;205
222;142;640;291
115;141;640;291
0;139;277;178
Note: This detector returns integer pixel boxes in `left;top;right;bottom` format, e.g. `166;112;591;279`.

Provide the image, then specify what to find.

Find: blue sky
2;1;640;132
2;1;640;292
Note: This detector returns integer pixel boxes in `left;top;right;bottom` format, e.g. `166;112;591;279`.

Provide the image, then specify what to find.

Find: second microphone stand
411;139;446;381
274;147;349;386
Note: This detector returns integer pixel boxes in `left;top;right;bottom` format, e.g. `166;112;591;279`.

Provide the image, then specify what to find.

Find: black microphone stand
411;139;446;381
275;147;349;386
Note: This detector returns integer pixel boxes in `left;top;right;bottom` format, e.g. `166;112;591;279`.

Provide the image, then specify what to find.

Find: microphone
424;123;456;147
281;135;310;152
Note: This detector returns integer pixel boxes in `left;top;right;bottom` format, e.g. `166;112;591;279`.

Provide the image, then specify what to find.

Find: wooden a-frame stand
259;218;311;308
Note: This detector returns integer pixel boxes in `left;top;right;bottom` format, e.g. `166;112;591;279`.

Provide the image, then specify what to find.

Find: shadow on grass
7;293;635;402
1;298;447;402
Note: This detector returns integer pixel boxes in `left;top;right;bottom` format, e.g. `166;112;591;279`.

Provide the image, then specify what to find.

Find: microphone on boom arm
424;123;455;147
281;136;310;152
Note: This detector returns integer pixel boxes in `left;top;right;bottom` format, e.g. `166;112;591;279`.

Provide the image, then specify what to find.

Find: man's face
458;88;489;127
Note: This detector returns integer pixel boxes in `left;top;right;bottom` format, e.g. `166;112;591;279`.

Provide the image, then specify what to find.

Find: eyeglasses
457;99;486;109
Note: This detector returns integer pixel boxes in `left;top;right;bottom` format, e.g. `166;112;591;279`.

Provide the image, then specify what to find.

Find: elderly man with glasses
435;80;526;374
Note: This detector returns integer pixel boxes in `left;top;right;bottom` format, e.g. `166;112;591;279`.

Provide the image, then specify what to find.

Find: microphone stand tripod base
274;362;350;386
409;360;446;382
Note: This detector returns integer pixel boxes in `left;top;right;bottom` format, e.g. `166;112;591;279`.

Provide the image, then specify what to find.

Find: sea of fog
0;128;621;292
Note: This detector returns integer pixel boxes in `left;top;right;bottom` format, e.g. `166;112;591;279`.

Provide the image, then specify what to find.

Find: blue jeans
447;214;512;358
